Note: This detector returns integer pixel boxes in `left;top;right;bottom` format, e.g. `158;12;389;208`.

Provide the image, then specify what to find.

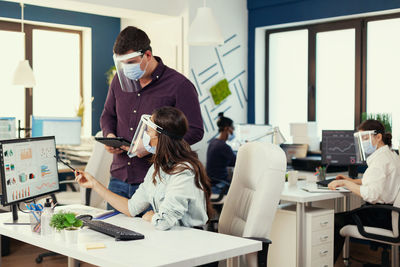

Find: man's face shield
354;130;377;162
113;51;146;92
127;115;162;157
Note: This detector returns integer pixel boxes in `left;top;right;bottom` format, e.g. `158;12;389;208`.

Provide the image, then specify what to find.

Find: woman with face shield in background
77;107;213;230
328;120;400;263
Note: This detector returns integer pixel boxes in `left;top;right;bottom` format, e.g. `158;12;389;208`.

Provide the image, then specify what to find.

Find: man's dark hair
113;26;152;55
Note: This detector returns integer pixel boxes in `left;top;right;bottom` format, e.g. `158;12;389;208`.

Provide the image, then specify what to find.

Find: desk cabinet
268;205;334;267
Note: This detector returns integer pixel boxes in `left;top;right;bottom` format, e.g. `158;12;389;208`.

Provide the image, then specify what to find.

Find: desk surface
281;180;348;203
0;209;261;267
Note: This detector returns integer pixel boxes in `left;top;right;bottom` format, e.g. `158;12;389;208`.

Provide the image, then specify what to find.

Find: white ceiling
5;0;188;19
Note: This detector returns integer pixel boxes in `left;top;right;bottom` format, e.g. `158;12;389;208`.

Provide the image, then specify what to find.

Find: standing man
100;26;204;207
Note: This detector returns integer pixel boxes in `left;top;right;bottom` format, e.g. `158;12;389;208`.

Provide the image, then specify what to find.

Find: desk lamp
13;3;35;138
248;127;286;145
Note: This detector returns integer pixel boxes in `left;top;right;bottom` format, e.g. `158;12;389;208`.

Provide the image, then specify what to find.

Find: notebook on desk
301;184;350;193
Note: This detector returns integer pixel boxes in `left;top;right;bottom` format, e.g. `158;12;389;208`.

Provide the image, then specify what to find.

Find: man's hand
142;210;155;222
104;133;124;154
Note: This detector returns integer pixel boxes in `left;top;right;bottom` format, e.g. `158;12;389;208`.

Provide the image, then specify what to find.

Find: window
0;21;83;137
316;29;355;136
366;17;400;148
0;30;25;126
266;14;400;147
268;29;308;139
33;29;81;117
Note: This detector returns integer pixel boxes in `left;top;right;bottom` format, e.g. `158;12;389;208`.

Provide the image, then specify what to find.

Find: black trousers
334;203;393;263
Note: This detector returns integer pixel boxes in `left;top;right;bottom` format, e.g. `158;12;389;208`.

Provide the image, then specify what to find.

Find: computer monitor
321;130;360;177
31;116;81;145
0;136;60;220
0;117;16;140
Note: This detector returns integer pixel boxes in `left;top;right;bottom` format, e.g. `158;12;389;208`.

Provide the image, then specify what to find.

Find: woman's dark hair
151;106;214;220
113;26;152;55
358;119;392;147
217;112;233;132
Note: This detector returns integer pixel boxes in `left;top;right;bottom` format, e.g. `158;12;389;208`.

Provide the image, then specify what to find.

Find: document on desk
301;184;350;193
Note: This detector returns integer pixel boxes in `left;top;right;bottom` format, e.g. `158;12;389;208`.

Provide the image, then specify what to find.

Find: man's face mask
122;56;146;81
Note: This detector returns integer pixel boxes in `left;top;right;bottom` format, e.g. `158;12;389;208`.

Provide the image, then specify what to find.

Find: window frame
264;12;400;129
0;21;83;133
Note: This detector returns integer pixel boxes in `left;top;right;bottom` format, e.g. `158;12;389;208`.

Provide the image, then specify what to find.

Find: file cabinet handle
320;235;329;241
320;221;329;227
319;250;329;256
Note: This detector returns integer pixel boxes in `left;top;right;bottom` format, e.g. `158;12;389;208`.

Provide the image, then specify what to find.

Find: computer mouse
76;214;93;221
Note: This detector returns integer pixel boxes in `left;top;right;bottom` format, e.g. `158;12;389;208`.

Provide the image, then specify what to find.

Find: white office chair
80;131;113;209
340;191;400;267
218;142;287;267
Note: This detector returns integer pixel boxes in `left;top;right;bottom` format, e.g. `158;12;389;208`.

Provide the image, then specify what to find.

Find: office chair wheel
35;256;43;263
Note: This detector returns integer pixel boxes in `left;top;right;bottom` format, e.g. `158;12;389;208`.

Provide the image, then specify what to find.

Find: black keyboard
83;219;145;241
316;178;336;187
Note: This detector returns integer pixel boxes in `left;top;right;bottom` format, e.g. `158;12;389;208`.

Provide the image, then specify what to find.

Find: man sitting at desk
328;119;400;263
76;107;213;230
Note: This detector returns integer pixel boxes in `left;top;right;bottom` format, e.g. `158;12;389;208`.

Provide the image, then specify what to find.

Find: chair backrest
392;189;400;237
80;131;113;209
218;142;286;266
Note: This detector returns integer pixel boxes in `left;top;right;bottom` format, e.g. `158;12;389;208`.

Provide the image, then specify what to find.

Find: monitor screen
31;116;81;145
321;130;358;166
0;136;60;205
0;117;16;140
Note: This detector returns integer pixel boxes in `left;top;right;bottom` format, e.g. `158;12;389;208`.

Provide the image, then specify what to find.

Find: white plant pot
54;230;65;242
64;228;79;244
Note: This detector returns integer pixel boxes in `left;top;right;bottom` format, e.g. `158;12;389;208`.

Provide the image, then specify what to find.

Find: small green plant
361;112;392;133
105;66;116;86
210;79;231;105
50;212;83;231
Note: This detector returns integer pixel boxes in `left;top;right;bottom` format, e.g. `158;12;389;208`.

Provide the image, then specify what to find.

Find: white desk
0;210;261;267
281;180;350;267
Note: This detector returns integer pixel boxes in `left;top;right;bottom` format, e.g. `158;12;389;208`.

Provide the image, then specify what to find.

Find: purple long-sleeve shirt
100;57;204;184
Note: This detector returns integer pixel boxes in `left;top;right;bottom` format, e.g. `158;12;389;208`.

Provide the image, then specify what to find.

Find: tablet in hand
95;137;131;148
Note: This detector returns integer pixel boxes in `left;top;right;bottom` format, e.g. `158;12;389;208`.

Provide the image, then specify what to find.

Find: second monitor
321;130;360;177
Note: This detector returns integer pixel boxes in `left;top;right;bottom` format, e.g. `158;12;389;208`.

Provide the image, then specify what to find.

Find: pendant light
13;2;36;87
188;0;224;46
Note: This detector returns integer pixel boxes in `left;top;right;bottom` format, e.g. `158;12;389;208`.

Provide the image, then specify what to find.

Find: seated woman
328;119;400;262
75;107;213;230
206;112;236;194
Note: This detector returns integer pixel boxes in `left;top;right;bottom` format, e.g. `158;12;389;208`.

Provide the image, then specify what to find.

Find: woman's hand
75;171;97;189
142;210;155;222
335;174;352;181
328;179;347;190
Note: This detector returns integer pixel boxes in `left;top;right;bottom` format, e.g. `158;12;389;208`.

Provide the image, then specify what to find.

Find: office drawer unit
268;205;334;267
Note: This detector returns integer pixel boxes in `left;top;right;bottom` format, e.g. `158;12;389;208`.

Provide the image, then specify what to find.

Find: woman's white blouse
127;164;208;230
360;145;400;204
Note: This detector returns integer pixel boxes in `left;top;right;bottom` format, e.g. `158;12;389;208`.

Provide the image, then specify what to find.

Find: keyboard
316;178;336;187
83;219;145;241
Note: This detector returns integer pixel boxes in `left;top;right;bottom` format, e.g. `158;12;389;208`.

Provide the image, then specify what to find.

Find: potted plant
50;212;83;243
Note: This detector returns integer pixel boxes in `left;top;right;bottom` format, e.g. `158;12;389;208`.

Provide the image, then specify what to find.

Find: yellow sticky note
86;243;106;250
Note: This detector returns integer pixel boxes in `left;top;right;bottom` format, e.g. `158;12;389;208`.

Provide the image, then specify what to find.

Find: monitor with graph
0;117;16;140
31;116;81;145
0;136;60;206
321;130;359;166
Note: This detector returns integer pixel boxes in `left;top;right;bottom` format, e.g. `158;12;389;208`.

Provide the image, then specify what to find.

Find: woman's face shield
127;115;162;157
113;51;144;93
354;130;377;162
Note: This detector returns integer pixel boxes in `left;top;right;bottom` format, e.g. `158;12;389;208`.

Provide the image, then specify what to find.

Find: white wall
121;16;185;74
188;0;248;164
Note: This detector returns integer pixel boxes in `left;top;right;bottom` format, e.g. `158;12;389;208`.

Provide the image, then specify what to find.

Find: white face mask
142;132;156;154
362;139;377;155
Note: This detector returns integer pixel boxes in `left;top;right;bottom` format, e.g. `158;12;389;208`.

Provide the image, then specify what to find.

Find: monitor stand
12;204;18;221
348;165;358;179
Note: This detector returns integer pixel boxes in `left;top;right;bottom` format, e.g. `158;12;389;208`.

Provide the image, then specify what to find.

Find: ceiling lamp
188;0;224;46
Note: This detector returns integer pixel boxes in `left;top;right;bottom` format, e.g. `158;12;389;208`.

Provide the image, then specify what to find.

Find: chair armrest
349;204;400;243
244;237;271;267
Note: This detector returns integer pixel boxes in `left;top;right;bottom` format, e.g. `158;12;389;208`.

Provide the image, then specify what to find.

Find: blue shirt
206;138;236;183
